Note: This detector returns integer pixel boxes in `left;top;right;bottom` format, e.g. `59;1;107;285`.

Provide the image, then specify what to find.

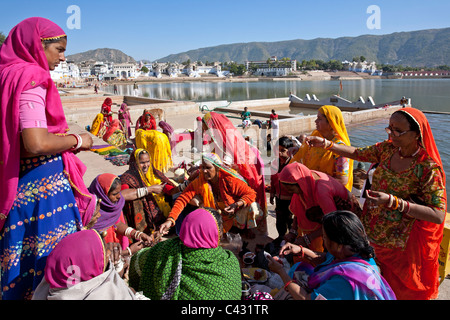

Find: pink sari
0;17;95;230
202;112;267;215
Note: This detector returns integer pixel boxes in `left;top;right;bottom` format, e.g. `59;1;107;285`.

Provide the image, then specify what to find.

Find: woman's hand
159;220;173;235
78;133;94;150
304;136;326;148
365;189;390;207
148;184;164;194
279;242;303;258
224;201;243;216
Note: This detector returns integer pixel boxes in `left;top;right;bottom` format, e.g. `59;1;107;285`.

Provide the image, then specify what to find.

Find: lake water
107;79;450;198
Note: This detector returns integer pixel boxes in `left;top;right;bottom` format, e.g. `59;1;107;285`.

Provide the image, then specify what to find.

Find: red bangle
284;280;295;292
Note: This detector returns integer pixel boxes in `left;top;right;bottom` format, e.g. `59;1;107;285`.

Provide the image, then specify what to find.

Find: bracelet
134;231;143;240
125;227;134;237
136;187;149;198
126;247;132;256
325;140;334;150
167;217;176;227
404;201;412;217
387;194;394;208
284;280;295;292
399;199;405;212
392;196;399;210
295;245;304;259
69;134;83;151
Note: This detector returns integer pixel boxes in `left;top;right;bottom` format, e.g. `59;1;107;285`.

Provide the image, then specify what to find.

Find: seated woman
120;149;167;235
267;210;396;300
88;173;154;256
279;162;361;252
290;105;353;191
202;112;267;230
102;118;127;149
135;109;156;133
32;229;148;300
129;208;242;300
159;153;258;236
134;131;173;216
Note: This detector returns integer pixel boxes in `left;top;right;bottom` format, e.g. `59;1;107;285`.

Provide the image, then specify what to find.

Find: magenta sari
0;17;95;230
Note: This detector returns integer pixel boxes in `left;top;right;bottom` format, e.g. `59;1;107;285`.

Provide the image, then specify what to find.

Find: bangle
134;231;143;240
404;201;412;217
126;247;132;256
387;194;394;208
284;279;295;292
399;199;405;212
295;245;305;259
125;227;134;237
325;140;334;150
69;134;83;151
392;196;399;210
167;217;176;227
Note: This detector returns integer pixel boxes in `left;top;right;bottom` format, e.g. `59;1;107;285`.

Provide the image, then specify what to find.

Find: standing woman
305;108;447;300
118;103;133;140
101;97;113;125
290;105;353;191
0;17;95;300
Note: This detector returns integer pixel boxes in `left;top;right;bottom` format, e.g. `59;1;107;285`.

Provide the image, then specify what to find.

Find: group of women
268;103;446;300
0;17;447;301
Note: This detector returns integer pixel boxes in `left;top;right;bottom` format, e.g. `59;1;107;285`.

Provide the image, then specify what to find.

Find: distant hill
155;28;450;67
66;48;136;64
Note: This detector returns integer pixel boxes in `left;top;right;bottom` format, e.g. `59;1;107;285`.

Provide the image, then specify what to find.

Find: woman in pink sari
202;112;267;232
118;103;133;139
0;17;96;300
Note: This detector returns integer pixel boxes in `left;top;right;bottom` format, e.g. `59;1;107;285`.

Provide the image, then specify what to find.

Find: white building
50;61;80;80
113;63;141;79
343;60;379;75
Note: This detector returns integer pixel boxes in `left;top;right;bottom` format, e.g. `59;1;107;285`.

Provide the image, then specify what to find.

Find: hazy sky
1;0;449;61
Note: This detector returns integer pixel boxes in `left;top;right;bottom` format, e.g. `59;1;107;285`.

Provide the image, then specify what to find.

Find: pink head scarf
0;17;95;229
44;230;107;289
179;208;220;249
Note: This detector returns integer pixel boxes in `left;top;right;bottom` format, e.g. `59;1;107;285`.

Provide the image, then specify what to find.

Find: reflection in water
106;79;450;112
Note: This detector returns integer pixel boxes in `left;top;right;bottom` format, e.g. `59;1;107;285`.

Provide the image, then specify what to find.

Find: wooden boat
289;93;411;112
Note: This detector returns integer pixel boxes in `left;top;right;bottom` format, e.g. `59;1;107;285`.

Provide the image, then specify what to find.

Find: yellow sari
133;147;171;217
291;105;353;191
90;113;104;136
135;129;173;173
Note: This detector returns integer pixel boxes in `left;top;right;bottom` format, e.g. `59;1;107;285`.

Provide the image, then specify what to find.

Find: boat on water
289;93;411;112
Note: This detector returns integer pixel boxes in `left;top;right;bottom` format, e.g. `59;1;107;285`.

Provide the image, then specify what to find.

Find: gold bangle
325;140;334;150
167;217;176;227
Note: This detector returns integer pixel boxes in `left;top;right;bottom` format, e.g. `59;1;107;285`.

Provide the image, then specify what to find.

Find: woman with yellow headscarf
135;128;173;174
291;105;353;191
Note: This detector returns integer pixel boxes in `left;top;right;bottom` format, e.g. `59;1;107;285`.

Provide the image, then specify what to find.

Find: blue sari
0;154;82;300
290;253;396;300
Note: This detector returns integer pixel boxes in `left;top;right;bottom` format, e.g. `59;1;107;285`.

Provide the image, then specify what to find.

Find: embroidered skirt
0;154;82;300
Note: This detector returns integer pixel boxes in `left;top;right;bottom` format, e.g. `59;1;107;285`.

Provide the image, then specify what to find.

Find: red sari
354;108;447;300
101;98;113;124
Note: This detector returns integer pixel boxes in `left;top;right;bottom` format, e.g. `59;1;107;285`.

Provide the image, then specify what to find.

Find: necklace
399;146;420;159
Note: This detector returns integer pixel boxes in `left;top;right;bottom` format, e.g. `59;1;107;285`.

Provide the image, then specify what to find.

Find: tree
141;66;149;73
360;56;366;62
0;32;6;48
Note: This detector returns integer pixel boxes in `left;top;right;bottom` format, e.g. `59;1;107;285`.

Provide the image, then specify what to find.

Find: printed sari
353;107;447;300
202;112;267;226
279;162;357;252
129;208;242;300
168;153;258;233
291;105;354;191
0;17;95;300
120;149;165;233
290;253;396;300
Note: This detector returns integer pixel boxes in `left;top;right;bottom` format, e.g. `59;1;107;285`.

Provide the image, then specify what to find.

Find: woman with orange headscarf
291;105;353;191
202;112;267;231
159;153;258;235
305;108;447;300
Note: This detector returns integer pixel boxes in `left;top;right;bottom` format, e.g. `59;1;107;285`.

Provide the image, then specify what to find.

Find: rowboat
289;93;411;112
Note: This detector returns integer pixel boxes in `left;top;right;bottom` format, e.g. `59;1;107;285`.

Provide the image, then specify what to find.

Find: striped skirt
0;154;82;300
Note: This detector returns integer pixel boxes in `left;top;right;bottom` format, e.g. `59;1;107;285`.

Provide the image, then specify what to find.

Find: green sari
129;237;242;300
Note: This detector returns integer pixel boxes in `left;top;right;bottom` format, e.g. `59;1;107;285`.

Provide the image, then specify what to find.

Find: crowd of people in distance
0;17;447;301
